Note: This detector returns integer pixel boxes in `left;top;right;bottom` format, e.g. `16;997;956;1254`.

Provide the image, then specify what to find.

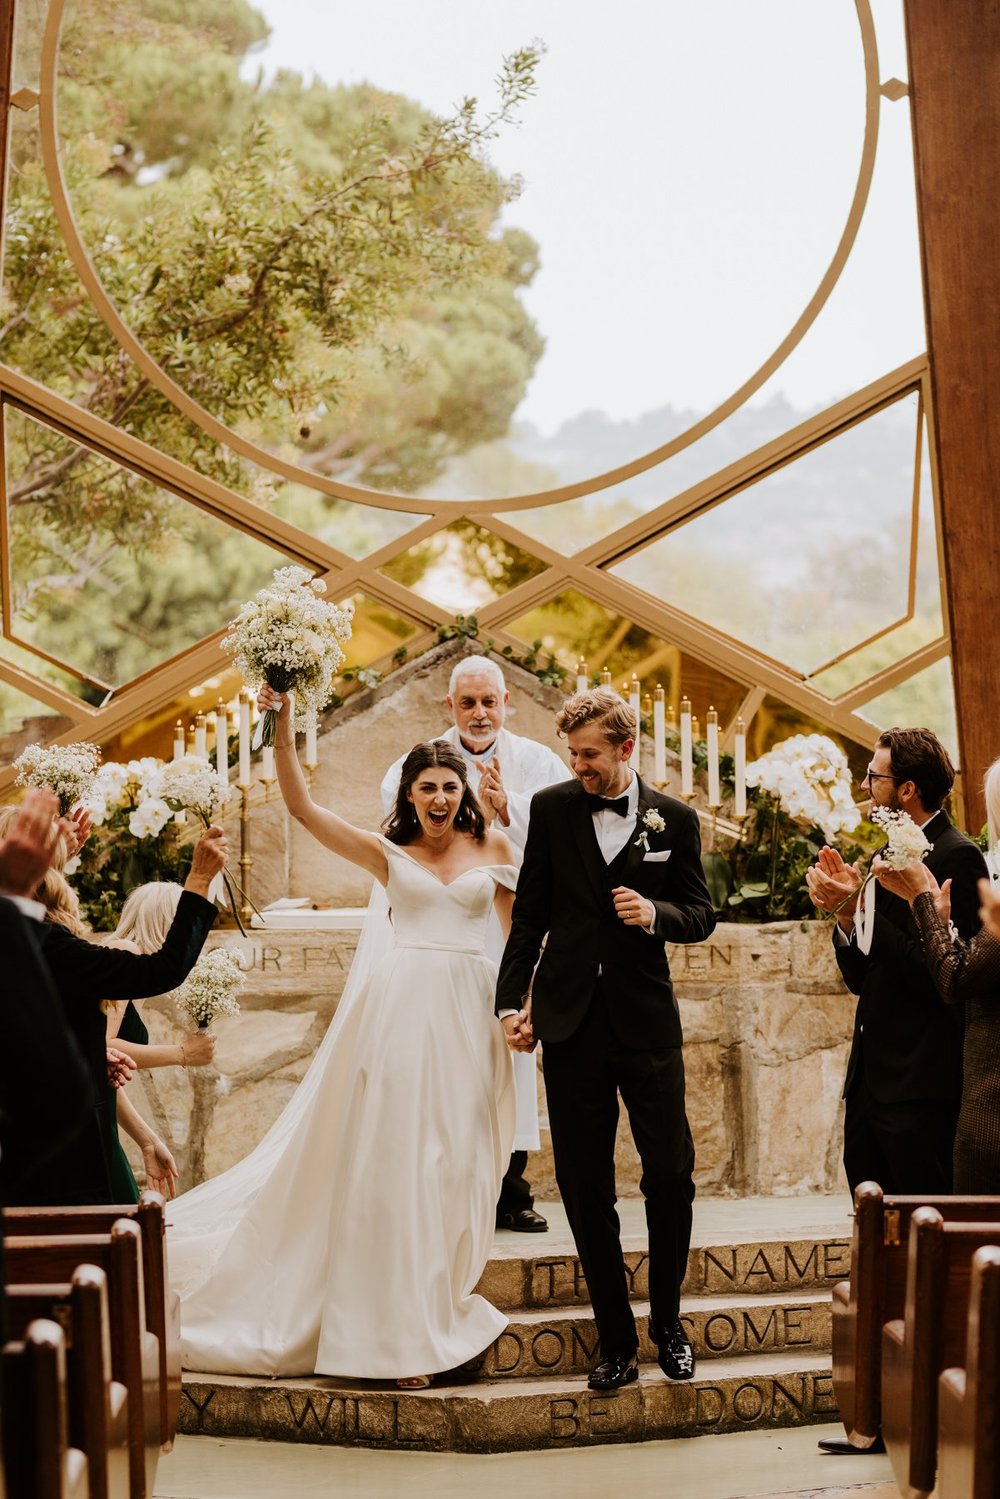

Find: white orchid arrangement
223;565;354;749
745;733;860;843
14;741;101;815
84;757;173;838
173;946;246;1030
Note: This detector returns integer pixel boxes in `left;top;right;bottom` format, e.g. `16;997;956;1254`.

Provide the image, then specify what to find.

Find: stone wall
122;918;853;1200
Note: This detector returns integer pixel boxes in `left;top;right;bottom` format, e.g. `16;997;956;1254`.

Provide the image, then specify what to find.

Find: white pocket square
643;849;672;863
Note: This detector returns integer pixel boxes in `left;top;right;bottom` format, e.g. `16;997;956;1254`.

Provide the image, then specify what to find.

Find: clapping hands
476;757;510;828
805;846;862;929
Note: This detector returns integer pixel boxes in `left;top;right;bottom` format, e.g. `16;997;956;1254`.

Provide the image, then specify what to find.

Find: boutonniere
635;808;665;851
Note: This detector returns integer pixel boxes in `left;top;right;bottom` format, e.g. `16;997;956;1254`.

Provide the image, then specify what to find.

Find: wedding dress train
168;837;517;1378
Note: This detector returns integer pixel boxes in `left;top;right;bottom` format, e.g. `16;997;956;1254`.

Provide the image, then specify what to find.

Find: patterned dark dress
913;890;1000;1192
108;1001;148;1203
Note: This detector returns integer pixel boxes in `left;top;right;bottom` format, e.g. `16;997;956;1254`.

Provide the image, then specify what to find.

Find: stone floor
154;1423;894;1498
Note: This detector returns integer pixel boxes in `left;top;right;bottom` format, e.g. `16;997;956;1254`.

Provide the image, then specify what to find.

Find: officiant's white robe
378;724;570;1151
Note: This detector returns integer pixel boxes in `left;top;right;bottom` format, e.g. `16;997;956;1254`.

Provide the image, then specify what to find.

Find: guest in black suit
496;688;716;1391
806;726;987;1196
16;822;228;1205
0;790;92;1344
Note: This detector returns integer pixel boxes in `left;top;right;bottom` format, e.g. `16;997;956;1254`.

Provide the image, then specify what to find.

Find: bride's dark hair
383;741;486;845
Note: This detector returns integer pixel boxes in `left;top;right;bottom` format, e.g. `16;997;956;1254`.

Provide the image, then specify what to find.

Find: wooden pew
831;1181;1000;1446
936;1243;1000;1499
5;1223;160;1499
4;1193;179;1448
1;1319;89;1499
882;1208;1000;1498
6;1266;130;1499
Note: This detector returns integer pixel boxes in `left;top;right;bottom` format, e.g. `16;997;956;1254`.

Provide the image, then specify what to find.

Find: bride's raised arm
258;686;388;885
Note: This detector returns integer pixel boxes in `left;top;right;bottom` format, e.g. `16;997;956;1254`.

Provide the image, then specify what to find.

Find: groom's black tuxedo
495;776;715;1043
496;774;716;1361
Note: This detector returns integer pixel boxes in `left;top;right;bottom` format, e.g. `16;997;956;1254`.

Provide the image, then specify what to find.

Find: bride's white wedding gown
168;837;517;1378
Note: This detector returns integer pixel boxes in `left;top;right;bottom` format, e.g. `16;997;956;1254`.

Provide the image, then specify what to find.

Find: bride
168;687;517;1387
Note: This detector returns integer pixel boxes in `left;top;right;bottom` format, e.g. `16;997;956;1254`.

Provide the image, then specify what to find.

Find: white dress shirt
3;892;45;921
592;771;640;863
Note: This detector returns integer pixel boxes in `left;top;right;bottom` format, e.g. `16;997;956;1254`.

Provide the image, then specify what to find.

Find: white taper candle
653;685;666;784
680;697;693;798
628;674;641;770
706;707;720;807
238;694;251;787
734;717;747;818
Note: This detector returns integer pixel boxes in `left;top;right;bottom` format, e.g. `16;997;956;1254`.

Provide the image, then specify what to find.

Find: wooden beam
0;0;16;269
903;2;1000;829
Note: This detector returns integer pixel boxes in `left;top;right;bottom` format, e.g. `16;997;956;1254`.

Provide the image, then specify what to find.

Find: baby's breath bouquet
223;565;354;749
156;755;233;823
14;741;101;816
844;804;934;954
173;947;246;1030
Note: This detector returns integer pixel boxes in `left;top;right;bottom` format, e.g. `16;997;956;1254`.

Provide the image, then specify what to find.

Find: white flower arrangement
635;807;666;852
14;741;102;815
745;733;860;842
173;947;246;1030
222;565;354;748
869;805;933;868
156;754;233;823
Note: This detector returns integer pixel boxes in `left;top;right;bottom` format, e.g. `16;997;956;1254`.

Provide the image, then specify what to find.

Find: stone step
482;1291;831;1380
179;1350;838;1453
479;1231;851;1311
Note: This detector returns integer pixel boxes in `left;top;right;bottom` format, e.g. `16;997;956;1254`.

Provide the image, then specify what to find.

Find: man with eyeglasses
806;727;987;1198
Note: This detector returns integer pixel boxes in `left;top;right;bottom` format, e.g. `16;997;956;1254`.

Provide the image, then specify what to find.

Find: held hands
805;846;862;930
612;886;655;929
179;1030;216;1067
502;1004;536;1053
476;757;510;828
184;826;228;897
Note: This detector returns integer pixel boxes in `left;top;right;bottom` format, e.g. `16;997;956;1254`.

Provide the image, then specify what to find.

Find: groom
496;687;716;1390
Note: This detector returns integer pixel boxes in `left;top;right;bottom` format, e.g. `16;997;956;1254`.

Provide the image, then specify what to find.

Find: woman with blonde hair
100;881;217;1202
875;755;1000;1189
0;806;88;936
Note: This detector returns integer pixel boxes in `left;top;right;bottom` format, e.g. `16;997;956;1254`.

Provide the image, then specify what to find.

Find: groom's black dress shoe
496;1208;548;1232
817;1433;886;1455
587;1352;639;1391
649;1318;696;1381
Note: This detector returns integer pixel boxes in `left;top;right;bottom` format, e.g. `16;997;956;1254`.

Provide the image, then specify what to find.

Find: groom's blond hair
555;688;636;747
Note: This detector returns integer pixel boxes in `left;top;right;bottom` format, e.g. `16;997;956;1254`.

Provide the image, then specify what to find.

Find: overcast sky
245;1;921;434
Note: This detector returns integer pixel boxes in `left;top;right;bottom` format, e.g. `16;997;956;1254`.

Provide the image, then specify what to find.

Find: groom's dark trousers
496;777;715;1357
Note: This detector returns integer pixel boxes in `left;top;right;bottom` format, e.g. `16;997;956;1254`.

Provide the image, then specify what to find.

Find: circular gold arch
39;0;881;515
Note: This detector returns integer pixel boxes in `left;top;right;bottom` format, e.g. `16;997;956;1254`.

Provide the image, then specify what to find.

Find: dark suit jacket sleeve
648;807;717;944
40;890;217;1002
495;795;553;1014
0;898;92;1185
865;839;987;965
833;928;869;994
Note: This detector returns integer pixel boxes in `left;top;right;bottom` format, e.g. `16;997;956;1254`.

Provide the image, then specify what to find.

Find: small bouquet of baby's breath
154;754;256;932
846;805;933;954
14;741;101;816
173;947;246;1030
156;755;233;823
222;565;354;750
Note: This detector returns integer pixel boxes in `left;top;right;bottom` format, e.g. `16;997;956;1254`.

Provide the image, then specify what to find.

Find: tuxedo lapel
569;786;610;906
620;776;654;887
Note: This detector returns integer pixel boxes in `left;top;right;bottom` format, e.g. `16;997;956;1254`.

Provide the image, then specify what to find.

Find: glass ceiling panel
4;407;296;690
609;394;921;678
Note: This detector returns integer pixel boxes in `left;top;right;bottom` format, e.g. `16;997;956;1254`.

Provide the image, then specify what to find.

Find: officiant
379;654;570;1231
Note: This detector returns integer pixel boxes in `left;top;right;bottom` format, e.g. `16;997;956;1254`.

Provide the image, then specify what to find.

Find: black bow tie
593;795;629;816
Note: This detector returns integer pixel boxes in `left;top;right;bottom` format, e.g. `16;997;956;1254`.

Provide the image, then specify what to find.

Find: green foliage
72;808;194;931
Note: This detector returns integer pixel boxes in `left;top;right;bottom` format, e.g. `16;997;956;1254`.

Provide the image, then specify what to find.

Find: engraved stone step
477;1232;851;1311
180;1351;838;1453
481;1291;831;1380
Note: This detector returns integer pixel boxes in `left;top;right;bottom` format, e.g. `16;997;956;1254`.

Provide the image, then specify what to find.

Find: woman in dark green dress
103;882;218;1201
